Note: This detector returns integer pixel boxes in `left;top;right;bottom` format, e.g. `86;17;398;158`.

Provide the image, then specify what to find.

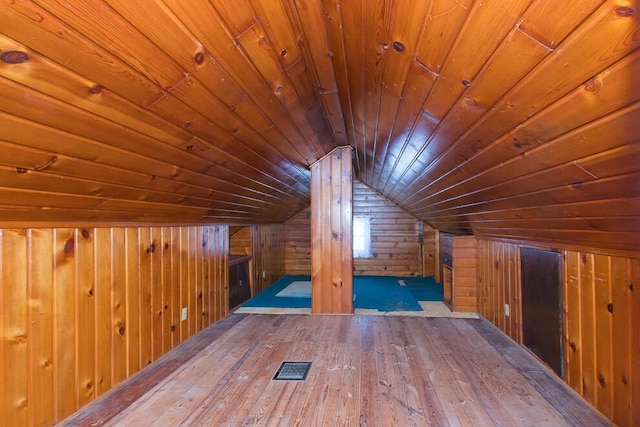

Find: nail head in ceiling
1;51;29;64
461;79;471;87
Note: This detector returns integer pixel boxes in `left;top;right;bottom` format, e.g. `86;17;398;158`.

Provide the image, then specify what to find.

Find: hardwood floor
62;314;610;426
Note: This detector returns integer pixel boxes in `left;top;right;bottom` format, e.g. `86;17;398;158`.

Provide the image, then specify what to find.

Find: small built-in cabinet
439;233;477;312
229;255;251;309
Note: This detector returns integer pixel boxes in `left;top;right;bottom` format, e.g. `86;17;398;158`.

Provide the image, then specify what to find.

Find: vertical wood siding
452;236;478;312
310;147;353;313
284;181;435;277
0;225;228;425
250;224;285;296
477;238;638;427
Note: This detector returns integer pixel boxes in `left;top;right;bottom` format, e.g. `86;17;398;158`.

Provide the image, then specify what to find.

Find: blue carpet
242;275;443;311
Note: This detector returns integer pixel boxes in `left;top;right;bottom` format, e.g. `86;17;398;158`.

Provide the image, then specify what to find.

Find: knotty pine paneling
284;181;435;277
310;147;353;313
452;236;478;312
477;238;638;427
250;224;285;296
284;207;312;275
229;224;285;297
230;226;251;256
0;225;228;426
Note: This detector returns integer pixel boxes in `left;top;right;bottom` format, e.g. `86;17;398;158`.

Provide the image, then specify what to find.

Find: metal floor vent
273;361;312;381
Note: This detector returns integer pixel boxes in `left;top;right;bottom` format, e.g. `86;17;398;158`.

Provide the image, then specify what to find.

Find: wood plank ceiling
0;0;638;251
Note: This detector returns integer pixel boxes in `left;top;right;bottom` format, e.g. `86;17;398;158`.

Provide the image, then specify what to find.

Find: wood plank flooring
61;314;610;426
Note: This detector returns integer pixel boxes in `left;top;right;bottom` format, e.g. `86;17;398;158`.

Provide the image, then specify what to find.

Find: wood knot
13;335;27;345
164;242;169;250
88;84;103;95
183;121;192;129
607;303;613;314
81;229;90;239
16;167;28;174
569;342;577;352
581;254;588;264
622;376;628;385
86;381;93;390
1;50;29;64
598;374;606;388
64;238;75;255
194;51;205;65
616;6;635;17
88;289;94;297
118;325;125;336
147;243;156;254
583;77;601;93
170;324;176;332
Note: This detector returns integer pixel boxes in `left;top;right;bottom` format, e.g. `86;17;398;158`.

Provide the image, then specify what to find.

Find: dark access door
520;247;564;377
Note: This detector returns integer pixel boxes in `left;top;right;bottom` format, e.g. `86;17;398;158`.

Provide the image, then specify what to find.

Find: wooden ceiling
0;0;638;251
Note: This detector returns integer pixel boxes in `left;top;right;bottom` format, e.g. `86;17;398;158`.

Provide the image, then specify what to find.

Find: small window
353;216;372;258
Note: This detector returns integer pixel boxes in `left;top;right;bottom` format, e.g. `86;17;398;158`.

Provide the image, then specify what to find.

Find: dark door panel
520;247;564;377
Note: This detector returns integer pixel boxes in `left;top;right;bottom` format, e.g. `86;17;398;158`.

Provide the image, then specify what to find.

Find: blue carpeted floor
242;275;443;312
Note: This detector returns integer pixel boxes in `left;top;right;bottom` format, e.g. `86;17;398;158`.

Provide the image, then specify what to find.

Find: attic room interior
0;0;638;425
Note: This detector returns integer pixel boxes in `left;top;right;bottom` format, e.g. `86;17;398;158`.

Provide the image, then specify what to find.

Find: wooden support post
310;146;353;314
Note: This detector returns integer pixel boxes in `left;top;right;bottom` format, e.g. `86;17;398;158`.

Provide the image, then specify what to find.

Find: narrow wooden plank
138;228;152;368
76;228;96;407
189;227;199;335
150;227;163;361
1;230;29;425
53;228;78;421
611;256;632;427
161;227;173;353
594;254;613;418
170;227;181;348
179;227;189;341
111;228;127;387
125;228;141;377
27;228;54;426
94;228;113;398
579;253;597;405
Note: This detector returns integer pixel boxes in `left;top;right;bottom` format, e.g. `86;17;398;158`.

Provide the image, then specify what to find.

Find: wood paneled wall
284;208;312;275
352;181;427;276
284;181;435;277
0;225;228;426
452;236;477;312
477;238;639;427
229;227;251;255
310;147;353;314
250;224;285;296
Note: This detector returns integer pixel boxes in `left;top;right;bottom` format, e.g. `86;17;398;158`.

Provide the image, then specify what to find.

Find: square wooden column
310;146;353;313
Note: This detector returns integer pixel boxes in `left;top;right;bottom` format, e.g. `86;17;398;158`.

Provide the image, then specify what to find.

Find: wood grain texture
476;237;638;427
0;0;635;256
0;224;230;426
284;180;435;277
310;147;353;313
62;314;610;427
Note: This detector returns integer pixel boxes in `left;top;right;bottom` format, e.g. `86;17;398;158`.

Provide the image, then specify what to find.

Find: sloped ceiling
0;0;638;251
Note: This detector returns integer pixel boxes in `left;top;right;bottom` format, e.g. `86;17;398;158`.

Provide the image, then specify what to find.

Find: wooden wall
284;208;312;275
284;181;435;277
229;227;251;255
452;236;477;312
250;224;285;296
0;225;228;426
310;147;353;314
477;238;639;427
